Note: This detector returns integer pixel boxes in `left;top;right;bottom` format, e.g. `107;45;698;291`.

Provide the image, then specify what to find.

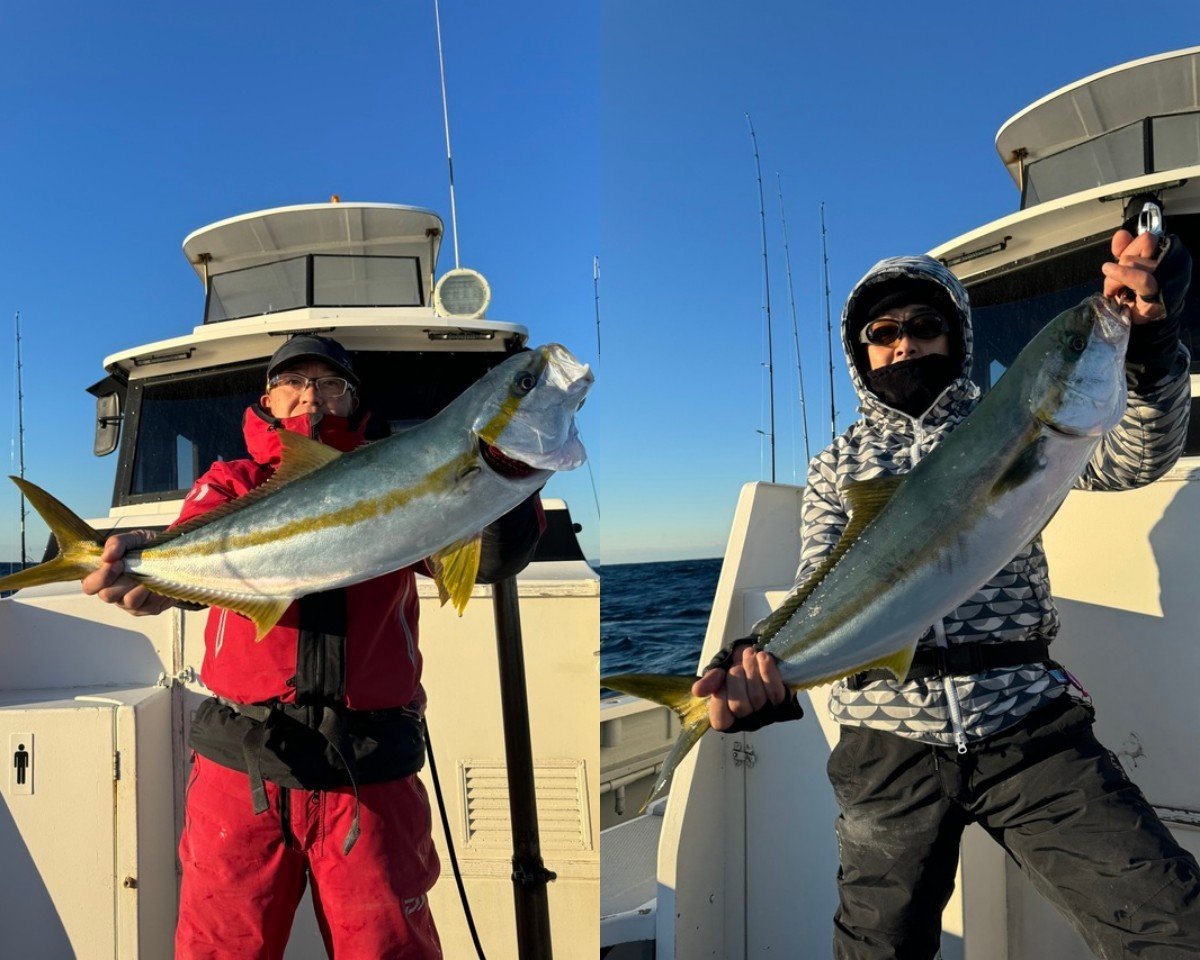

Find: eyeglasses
858;313;950;346
268;373;355;398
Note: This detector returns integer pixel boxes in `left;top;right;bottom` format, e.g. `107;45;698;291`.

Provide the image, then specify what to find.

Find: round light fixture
433;268;491;319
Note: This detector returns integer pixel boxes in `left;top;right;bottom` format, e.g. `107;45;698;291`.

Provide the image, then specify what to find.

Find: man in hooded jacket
696;228;1200;958
83;335;544;960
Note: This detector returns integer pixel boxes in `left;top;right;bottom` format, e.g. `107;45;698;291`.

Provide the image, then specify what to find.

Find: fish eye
514;372;537;395
1068;334;1087;353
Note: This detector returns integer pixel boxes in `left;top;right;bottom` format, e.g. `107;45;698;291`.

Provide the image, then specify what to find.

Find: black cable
425;723;488;960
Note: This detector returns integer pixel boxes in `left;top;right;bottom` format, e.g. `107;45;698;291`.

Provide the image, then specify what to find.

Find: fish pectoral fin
431;534;482;615
134;577;292;641
992;437;1047;496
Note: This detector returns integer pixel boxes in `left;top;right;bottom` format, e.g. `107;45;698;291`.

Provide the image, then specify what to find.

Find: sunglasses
858;313;950;346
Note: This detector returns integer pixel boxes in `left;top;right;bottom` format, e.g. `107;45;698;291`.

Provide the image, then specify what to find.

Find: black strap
220;697;364;854
846;638;1052;690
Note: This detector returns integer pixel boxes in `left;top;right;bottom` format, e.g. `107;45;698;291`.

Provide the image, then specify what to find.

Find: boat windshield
120;350;510;504
1023;110;1200;207
967;219;1200;458
205;254;424;323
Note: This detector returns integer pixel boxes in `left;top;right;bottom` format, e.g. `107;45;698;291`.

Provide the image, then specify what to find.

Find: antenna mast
820;202;836;442
746;114;776;482
15;311;27;568
433;0;461;269
777;174;811;468
593;256;601;363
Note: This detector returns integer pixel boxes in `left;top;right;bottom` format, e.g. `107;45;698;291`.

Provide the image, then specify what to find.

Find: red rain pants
176;754;442;959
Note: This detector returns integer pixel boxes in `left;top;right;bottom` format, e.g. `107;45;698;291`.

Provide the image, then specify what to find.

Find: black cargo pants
828;696;1200;959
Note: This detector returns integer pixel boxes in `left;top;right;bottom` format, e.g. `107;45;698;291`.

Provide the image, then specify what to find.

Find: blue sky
1;3;1197;566
598;2;1198;561
0;1;599;563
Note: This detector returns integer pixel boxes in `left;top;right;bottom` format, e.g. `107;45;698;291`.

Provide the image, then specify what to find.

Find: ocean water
600;557;722;682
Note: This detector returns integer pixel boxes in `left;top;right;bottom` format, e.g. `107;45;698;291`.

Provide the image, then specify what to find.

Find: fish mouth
478;438;541;480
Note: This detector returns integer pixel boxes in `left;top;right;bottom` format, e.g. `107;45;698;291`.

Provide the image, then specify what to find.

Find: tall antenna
777;174;811;468
15;311;27;568
746;113;776;483
820;202;836;442
592;256;601;364
433;0;461;269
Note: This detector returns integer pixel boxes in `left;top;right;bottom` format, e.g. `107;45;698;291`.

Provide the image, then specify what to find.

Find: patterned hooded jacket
786;255;1191;750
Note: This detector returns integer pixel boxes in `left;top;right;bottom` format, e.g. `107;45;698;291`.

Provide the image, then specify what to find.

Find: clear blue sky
0;1;599;563
598;2;1199;562
2;3;1197;567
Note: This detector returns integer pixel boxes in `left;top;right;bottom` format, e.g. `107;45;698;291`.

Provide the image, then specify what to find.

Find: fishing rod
593;256;601;364
820;203;836;444
746;114;776;483
433;0;461;269
15;311;27;569
777;175;811;469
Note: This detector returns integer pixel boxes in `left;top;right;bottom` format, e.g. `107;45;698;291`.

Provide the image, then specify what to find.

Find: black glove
701;638;805;732
1126;235;1191;388
475;493;544;584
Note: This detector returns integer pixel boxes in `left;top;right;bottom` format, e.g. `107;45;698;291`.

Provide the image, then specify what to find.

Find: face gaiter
863;353;959;418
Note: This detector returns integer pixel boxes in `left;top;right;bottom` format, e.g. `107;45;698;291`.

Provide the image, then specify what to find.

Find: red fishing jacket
173;406;425;712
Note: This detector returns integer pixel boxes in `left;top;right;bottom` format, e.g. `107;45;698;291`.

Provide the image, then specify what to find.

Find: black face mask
863;353;960;417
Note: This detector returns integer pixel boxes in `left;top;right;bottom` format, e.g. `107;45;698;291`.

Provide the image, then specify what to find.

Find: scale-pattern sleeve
1076;341;1191;492
750;446;849;638
793;446;850;588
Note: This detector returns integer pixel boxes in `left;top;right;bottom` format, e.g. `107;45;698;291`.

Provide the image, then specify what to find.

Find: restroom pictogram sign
9;732;33;795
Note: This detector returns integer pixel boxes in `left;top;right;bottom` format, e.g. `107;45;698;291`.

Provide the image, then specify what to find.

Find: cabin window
205;255;423;323
1022;109;1200;208
966;237;1109;391
1023;122;1145;207
114;350;517;506
1151;113;1200;172
123;365;264;503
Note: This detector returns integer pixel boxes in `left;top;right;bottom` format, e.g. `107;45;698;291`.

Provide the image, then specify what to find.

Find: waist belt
189;696;426;856
846;638;1052;690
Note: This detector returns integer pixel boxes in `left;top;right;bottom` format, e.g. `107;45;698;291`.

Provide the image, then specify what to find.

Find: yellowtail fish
0;344;592;638
605;296;1131;808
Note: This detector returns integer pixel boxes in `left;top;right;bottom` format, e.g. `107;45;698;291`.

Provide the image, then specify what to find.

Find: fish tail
0;477;104;593
603;672;713;811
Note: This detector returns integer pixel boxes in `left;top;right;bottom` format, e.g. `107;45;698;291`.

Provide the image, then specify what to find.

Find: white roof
995;47;1200;184
181;202;444;279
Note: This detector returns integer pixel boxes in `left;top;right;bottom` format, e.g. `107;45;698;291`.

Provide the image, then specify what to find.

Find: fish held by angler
0;344;593;638
604;295;1131;808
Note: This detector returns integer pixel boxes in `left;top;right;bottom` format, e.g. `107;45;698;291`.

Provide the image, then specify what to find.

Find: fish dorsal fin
431;533;482;616
152;430;343;546
756;474;903;643
132;576;292;641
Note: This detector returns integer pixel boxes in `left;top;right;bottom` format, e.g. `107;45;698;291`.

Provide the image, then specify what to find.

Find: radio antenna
777;174;811;468
820;202;836;443
433;0;461;269
746;114;776;483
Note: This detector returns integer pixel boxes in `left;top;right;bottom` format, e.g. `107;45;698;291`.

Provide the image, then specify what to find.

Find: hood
842;255;977;424
243;404;370;467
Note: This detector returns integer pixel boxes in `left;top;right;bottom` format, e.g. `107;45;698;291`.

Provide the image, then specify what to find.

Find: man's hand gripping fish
0;344;592;636
604;296;1131;808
